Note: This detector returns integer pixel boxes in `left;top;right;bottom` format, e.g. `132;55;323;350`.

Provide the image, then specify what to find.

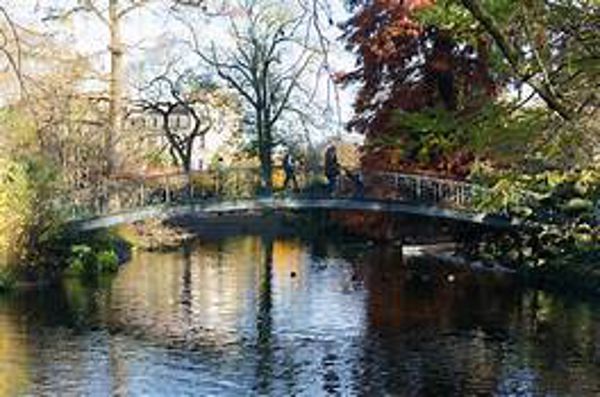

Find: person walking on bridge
324;144;340;195
282;150;298;192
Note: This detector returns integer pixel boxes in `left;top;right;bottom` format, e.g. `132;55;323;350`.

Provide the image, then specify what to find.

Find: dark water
1;236;600;396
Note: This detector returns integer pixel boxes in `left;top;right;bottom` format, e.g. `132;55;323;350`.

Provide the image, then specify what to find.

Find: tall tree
418;0;599;166
43;0;154;175
179;0;326;193
137;71;236;174
340;0;495;173
0;12;109;188
342;0;599;171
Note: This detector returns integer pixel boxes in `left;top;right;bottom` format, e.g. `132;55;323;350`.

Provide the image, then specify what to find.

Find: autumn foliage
340;0;495;177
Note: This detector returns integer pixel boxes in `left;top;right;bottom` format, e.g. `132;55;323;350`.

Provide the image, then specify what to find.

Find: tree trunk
259;122;273;196
107;0;124;175
256;109;272;196
261;144;273;195
183;138;193;174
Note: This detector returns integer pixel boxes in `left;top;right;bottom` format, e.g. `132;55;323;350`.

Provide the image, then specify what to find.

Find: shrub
0;158;33;265
0;155;63;271
466;166;600;293
0;268;16;292
97;250;119;273
66;235;124;278
68;244;95;276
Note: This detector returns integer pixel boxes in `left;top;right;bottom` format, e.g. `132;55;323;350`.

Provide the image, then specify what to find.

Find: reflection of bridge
62;168;519;231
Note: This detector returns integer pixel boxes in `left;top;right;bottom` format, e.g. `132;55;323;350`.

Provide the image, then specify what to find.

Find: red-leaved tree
340;0;495;176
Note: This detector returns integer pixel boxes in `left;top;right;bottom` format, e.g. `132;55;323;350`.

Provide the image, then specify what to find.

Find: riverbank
451;241;600;297
0;228;132;293
331;208;600;297
116;219;195;251
517;254;600;297
391;242;600;298
0;212;312;292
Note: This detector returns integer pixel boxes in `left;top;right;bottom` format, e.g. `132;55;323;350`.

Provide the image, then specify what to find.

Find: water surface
1;236;600;396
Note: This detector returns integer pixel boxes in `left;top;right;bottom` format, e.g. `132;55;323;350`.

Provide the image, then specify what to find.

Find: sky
2;0;360;143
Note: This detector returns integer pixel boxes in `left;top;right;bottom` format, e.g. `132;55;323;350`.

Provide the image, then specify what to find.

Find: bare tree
137;71;220;174
179;0;330;193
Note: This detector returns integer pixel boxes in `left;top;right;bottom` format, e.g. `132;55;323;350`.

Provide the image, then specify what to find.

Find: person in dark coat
324;145;340;194
282;151;298;191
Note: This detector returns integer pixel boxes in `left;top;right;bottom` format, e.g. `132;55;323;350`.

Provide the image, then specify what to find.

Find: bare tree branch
0;6;26;99
119;0;154;18
137;70;221;173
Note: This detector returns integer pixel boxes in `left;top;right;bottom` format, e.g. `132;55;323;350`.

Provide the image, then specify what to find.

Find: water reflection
0;236;599;395
0;309;29;396
256;237;274;394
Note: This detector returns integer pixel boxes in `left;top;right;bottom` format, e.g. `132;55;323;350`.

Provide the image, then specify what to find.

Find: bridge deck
73;197;519;231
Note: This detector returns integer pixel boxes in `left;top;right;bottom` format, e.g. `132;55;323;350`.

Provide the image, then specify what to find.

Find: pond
1;235;600;396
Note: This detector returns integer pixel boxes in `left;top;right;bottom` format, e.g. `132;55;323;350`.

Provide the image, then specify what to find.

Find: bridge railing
353;171;480;208
60;167;491;220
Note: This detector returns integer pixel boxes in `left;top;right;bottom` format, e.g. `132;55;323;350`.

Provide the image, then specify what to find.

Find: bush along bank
0;155;67;290
62;230;132;279
0;103;130;291
466;168;600;295
0;228;132;292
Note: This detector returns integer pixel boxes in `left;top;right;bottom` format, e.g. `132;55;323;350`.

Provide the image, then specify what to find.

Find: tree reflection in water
0;236;600;395
255;236;274;394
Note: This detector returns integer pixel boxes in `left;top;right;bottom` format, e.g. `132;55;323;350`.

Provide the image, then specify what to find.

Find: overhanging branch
460;0;574;120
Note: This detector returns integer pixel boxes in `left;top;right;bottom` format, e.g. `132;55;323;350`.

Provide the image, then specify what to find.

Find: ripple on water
1;237;600;396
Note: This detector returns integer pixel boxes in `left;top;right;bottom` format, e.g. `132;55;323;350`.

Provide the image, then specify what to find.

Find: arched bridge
61;168;521;231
